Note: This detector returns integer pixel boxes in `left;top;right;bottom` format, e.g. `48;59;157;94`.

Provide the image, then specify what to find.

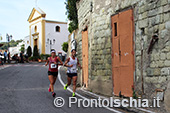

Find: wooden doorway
111;9;134;97
34;39;38;46
82;28;89;87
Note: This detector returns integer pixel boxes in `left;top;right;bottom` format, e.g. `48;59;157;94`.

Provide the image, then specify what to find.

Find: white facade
45;21;69;54
24;35;30;53
28;7;69;55
9;41;25;57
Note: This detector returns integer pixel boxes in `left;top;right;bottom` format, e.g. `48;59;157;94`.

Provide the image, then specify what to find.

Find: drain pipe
141;37;144;95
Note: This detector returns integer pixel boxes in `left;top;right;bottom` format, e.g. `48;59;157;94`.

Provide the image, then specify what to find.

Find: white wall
9;41;25;57
45;22;69;55
24;35;30;53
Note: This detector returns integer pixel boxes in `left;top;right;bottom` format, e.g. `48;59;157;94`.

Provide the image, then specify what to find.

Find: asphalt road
0;63;122;113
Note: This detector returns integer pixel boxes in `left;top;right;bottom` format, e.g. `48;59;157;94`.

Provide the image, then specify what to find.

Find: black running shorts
48;71;58;77
67;73;77;78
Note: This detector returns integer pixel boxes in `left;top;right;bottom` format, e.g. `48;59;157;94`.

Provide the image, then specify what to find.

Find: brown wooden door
82;29;89;87
111;9;134;97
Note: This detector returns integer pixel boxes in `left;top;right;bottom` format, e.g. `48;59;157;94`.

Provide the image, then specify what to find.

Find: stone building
75;0;170;112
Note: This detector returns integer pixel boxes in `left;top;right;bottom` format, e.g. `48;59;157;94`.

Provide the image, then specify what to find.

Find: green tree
0;39;23;50
33;45;40;61
33;45;39;57
26;46;32;57
62;42;68;53
65;0;79;33
20;44;25;53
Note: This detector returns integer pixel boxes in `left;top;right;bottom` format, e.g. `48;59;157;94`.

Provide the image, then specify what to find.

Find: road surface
0;63;125;113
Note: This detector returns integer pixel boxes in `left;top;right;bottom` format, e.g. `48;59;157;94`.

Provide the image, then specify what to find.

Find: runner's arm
57;57;63;65
77;58;82;69
64;58;73;67
45;57;50;66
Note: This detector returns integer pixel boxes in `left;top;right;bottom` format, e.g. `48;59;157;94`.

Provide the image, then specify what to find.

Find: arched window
56;26;60;32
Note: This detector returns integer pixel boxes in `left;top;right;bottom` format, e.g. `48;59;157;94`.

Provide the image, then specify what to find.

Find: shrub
40;54;51;60
27;46;32;57
33;45;39;57
62;42;68;53
29;56;33;61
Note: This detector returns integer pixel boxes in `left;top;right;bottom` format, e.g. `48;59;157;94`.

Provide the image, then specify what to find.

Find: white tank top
67;56;77;73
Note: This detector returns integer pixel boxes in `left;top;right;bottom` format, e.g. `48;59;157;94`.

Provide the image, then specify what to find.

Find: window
53;39;55;44
47;39;49;43
56;26;60;32
35;26;37;32
114;23;117;36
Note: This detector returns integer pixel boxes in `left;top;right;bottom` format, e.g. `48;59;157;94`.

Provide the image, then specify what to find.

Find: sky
0;0;67;42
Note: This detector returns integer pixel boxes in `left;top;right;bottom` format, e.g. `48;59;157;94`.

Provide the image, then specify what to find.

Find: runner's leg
48;75;55;92
72;76;77;93
67;76;72;86
64;76;72;90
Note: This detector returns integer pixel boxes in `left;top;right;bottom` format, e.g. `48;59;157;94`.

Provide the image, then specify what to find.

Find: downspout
141;33;144;95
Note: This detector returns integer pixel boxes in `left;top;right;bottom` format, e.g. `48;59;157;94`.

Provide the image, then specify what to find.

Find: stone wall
77;0;114;96
76;0;170;111
67;30;78;57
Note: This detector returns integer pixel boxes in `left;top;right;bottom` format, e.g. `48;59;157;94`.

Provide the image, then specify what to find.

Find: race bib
71;67;77;73
50;63;57;69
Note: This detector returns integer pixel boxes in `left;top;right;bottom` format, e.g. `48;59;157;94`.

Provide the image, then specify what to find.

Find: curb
79;88;156;113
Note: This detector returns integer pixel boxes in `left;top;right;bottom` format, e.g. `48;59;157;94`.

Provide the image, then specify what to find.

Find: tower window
56;26;60;32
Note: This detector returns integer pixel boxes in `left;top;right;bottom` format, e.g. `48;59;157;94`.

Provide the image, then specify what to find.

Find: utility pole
6;34;12;51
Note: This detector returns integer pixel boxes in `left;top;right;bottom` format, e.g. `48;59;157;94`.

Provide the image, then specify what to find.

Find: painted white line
80;89;155;113
58;66;123;113
135;108;155;113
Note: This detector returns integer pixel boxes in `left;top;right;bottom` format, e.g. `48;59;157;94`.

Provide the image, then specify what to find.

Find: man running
4;50;7;64
45;49;63;97
64;49;82;97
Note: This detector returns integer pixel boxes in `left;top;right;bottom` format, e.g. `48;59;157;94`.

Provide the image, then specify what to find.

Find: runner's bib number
70;67;77;73
50;63;57;69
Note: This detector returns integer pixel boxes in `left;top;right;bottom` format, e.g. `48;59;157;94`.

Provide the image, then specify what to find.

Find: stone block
160;53;166;60
145;77;159;83
150;61;159;68
159;23;165;31
139;19;148;28
167;53;170;60
164;13;170;22
164;4;170;13
147;68;154;76
165;21;170;29
161;0;168;6
165;60;170;66
154;53;160;61
161;67;170;75
160;29;169;39
154;68;161;75
158;61;165;68
149;17;156;27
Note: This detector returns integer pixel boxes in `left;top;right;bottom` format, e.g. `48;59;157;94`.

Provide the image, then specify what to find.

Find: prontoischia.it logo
54;97;161;108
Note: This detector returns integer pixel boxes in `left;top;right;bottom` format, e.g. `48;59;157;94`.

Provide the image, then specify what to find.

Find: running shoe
48;85;51;92
64;84;68;90
52;92;56;97
72;92;76;97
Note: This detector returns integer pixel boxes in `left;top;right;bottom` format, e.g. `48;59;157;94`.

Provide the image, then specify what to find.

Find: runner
45;49;63;97
64;49;82;97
